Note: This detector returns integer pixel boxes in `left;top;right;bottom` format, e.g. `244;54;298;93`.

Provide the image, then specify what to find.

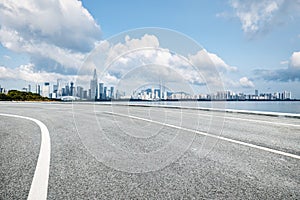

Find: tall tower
90;69;98;100
99;83;104;100
56;79;63;98
70;82;74;96
36;84;41;95
110;86;114;99
104;87;107;99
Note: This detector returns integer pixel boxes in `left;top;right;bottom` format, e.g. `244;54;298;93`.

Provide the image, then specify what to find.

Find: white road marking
0;113;51;200
102;103;300;127
163;109;300;128
110;103;300;118
123;105;300;127
104;111;300;160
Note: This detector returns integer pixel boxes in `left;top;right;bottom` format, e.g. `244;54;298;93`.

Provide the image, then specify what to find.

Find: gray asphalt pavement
0;102;299;199
0;115;40;200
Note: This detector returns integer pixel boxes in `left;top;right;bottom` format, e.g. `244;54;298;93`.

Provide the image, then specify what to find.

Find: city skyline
0;67;294;101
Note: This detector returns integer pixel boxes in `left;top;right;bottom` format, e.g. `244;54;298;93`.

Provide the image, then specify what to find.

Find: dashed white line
104;111;300;160
0;113;51;200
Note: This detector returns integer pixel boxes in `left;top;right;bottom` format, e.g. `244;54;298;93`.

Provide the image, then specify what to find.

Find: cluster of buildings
48;69;115;100
133;87;171;100
0;70;294;101
0;69;115;101
89;69;115;100
195;90;292;101
133;88;293;101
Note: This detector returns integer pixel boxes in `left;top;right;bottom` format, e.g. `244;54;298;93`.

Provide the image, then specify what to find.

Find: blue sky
0;0;300;97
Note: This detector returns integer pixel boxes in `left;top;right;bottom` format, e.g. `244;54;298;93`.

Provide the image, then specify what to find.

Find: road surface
0;102;299;199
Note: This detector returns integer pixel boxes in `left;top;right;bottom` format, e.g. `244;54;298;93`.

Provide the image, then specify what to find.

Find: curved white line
0;113;51;200
104;111;300;160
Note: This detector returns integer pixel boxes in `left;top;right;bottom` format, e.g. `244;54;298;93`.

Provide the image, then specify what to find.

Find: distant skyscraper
65;85;70;96
110;86;114;99
62;88;66;96
36;84;41;95
53;84;58;93
28;84;31;93
88;89;91;99
43;82;50;98
255;89;258;96
99;83;104;100
70;82;74;96
76;86;84;99
151;87;155;100
104;86;107;99
90;69;98;100
83;90;88;99
56;79;63;98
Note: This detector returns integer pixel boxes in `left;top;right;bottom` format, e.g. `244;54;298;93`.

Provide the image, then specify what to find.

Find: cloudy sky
0;0;300;97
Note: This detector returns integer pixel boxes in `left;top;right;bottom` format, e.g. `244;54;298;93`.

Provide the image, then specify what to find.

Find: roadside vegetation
0;90;52;101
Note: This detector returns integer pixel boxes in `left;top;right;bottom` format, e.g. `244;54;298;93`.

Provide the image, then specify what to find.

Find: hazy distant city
0;69;294;101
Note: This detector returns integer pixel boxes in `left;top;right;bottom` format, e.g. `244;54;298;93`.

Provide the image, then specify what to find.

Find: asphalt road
0;102;299;199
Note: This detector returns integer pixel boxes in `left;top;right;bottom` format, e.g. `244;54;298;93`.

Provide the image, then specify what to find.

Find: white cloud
230;0;281;33
3;55;11;60
239;77;255;88
0;64;69;83
229;0;300;35
255;51;300;82
0;0;101;74
104;34;160;66
206;52;238;72
1;21;238;92
280;60;289;65
75;34;240;96
290;51;300;69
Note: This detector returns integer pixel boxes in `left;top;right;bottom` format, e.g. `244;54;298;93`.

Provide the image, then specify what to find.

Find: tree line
0;90;52;101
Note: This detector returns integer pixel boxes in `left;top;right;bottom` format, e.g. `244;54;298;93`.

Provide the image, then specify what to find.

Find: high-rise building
110;86;114;99
88;89;91;99
90;69;98;100
42;82;50;98
151;87;155;100
0;85;4;93
83;90;88;99
282;91;291;100
76;86;84;99
28;84;31;93
70;82;74;96
65;85;70;96
56;79;63;98
103;86;107;99
62;88;66;96
53;84;58;95
36;84;41;95
99;83;104;100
